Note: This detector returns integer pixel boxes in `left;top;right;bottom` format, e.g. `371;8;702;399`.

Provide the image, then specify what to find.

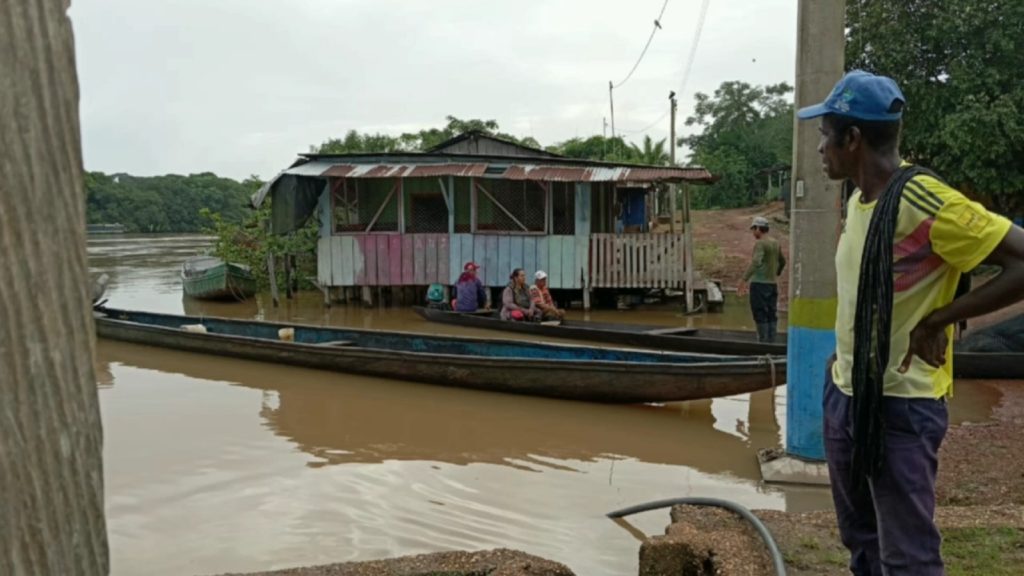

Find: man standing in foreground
738;215;786;341
798;70;1024;575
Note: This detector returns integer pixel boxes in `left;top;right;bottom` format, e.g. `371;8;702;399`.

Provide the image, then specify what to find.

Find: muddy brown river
89;235;1001;575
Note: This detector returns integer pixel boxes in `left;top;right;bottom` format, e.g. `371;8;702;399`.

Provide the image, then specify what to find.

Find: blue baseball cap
797;70;905;122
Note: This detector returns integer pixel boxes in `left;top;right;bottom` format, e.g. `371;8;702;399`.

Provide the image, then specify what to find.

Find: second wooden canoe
95;307;787;404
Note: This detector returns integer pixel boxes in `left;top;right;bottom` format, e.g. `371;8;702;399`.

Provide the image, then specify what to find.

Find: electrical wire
617;0;711;137
612;0;670;89
677;0;711;98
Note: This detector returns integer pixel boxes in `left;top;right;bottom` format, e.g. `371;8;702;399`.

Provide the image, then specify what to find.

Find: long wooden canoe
413;306;786;355
412;307;1022;379
182;256;256;301
94;307;786;404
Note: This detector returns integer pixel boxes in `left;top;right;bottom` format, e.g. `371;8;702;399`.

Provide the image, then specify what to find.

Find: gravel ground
215;549;575;576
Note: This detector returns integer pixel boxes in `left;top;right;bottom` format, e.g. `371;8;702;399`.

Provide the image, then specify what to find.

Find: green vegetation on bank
846;0;1024;215
200;203;318;290
783;526;1024;575
85;171;260;233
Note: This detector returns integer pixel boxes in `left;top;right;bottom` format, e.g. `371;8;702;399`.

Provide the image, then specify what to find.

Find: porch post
683;183;695;311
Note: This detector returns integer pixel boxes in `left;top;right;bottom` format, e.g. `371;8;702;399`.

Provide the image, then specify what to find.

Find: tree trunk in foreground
0;0;109;574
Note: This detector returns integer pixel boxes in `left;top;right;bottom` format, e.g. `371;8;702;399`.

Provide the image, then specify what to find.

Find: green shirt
743;236;785;284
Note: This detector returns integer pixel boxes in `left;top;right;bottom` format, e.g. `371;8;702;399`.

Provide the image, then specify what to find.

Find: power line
677;0;711;97
612;0;670;89
620;109;669;136
620;0;712;138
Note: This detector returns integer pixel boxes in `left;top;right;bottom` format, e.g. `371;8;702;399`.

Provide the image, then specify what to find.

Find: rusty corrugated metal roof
321;163;488;178
499;165;709;183
301;160;709;183
254;157;712;207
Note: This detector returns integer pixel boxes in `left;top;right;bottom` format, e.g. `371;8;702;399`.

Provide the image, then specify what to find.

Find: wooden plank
589;237;599;288
413;234;426;285
547;236;562;289
498;235;511;284
449;234;463;285
625;237;634;289
340;236;356;286
389;235;403;286
376;235;390;286
470;177;477;232
561;236;575;289
647;235;655;287
523;236;537;281
318;185;332;237
605;235;613;288
575;235;588;291
574;183;591;235
671;231;679;286
447;176;455;235
510;236;524;275
460;234;474;284
535;237;549;282
659;235;666;288
360;235;377;286
402;234;415;285
479;235;494;286
426;235;438;284
318;237;331;287
436;235;450;285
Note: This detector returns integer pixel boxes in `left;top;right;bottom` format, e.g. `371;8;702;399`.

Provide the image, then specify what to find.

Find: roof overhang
252;157;712;207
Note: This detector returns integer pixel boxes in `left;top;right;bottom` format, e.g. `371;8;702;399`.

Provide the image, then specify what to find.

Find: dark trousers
749;282;778;342
823;372;948;576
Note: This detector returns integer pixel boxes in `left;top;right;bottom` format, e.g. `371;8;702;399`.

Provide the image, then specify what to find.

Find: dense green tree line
314;116;543;154
846;0;1024;215
680;82;794;209
85;172;261;232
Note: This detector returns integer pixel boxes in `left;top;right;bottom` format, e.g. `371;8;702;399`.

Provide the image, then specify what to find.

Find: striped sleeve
910;175;1012;272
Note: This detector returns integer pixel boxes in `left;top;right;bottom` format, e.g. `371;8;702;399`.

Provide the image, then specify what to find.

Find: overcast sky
69;0;797;181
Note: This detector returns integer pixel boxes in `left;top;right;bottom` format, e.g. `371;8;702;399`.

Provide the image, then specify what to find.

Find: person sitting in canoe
452;261;489;312
500;268;538;321
529;270;565;321
424;283;451;311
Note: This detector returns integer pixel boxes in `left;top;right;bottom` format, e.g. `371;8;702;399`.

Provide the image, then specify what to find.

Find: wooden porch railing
590;233;687;289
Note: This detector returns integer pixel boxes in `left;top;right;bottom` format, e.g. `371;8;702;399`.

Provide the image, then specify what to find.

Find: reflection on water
89;235;995;576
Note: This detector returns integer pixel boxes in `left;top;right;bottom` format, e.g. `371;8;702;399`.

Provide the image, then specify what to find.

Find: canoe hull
182;262;256;301
413;306;786;355
95;309;785;404
412;307;1021;379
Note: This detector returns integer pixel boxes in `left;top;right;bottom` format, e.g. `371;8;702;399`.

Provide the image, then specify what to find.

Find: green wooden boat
181;256;257;301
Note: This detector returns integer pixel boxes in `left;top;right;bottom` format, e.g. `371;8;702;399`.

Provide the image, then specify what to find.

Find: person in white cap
737;215;785;341
529;270;564;320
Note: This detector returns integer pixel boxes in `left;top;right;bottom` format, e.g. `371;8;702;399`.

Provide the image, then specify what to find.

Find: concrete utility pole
0;1;109;573
785;0;846;461
608;81;616;138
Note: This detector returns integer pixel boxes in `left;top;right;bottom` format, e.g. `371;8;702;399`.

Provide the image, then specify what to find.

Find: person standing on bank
738;215;786;342
799;70;1024;575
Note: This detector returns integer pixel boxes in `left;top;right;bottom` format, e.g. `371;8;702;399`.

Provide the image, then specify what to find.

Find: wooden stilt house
253;132;713;308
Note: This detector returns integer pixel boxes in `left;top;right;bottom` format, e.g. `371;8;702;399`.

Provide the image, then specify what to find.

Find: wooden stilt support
267;253;280;308
361;286;373;307
284;254;294;299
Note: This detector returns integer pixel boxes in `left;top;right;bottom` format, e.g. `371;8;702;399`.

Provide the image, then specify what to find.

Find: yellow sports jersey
831;167;1011;398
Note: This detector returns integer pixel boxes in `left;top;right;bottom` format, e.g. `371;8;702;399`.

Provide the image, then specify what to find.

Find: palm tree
629;135;671;166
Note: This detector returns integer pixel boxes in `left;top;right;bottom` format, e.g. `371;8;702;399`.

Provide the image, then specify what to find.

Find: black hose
607;497;787;576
